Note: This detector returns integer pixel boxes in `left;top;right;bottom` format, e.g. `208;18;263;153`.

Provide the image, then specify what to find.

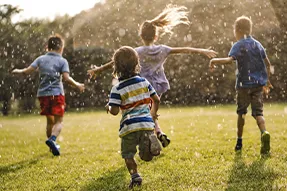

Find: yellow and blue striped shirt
108;76;157;137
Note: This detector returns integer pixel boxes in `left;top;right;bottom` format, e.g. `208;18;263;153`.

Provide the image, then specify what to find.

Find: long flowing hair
139;4;190;43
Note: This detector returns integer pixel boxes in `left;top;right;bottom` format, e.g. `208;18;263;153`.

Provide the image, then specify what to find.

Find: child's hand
263;80;273;97
77;83;85;92
202;48;218;59
209;59;216;72
11;69;22;74
87;65;100;79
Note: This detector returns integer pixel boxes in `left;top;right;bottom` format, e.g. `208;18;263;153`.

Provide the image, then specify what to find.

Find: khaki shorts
121;130;160;161
236;86;264;117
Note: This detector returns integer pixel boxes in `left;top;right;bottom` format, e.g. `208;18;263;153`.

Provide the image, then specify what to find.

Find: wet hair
139;4;190;43
234;16;252;35
47;34;64;51
112;46;140;80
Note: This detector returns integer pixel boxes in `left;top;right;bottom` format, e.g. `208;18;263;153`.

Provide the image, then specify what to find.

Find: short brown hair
47;34;64;51
112;46;140;80
234;16;252;35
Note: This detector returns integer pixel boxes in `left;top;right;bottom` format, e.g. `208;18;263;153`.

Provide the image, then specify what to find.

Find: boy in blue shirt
209;16;273;155
12;34;85;156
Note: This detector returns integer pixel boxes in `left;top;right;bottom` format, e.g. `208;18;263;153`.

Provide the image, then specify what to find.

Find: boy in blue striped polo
106;46;162;189
209;16;273;156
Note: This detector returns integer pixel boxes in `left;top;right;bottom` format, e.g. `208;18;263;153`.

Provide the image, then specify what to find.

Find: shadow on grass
226;152;277;191
0;153;47;175
81;166;129;191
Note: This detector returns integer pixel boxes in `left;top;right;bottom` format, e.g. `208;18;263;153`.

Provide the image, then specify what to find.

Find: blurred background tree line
0;0;286;115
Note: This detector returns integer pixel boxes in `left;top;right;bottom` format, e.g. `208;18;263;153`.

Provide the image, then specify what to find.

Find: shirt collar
46;52;61;57
118;74;139;81
239;35;252;41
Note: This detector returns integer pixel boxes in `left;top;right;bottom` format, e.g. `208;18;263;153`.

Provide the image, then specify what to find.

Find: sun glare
1;0;102;22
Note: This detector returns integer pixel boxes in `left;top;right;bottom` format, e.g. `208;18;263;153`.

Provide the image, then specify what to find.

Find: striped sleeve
108;86;121;106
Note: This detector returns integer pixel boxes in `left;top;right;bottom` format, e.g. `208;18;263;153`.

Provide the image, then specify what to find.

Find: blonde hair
112;46;140;79
139;4;190;43
234;16;252;35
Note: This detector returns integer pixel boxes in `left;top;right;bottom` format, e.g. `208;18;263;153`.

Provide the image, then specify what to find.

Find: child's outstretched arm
62;72;85;92
87;61;114;79
12;66;36;75
169;47;218;58
209;57;234;71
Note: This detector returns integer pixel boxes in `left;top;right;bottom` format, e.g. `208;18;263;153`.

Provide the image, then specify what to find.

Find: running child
106;46;162;189
88;4;217;147
12;34;85;156
209;16;273;155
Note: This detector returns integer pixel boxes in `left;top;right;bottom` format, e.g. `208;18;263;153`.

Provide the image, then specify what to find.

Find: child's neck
236;33;250;41
119;73;138;81
48;49;63;55
143;41;154;46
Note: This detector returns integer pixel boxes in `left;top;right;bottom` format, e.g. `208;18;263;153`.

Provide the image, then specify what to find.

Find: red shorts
38;95;65;116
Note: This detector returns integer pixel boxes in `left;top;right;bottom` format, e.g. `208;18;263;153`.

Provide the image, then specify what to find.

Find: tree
269;0;287;31
0;4;23;115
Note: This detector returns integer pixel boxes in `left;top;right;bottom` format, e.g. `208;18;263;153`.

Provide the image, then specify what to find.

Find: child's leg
235;88;249;151
125;158;138;175
255;116;266;132
235;114;244;151
151;94;170;147
251;87;270;154
121;132;142;189
250;87;266;133
125;158;142;189
152;93;162;134
51;115;63;138
45;115;63;156
45;115;54;138
256;116;270;155
237;114;245;138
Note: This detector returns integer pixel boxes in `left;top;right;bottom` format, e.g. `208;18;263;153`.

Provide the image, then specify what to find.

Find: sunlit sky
1;0;102;22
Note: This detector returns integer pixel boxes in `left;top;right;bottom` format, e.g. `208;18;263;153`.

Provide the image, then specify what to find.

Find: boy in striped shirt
106;46;161;189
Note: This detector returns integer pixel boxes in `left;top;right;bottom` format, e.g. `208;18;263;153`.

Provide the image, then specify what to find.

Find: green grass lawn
1;104;287;191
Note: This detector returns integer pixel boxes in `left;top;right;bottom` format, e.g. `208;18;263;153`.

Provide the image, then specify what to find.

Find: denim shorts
121;130;154;160
236;86;264;116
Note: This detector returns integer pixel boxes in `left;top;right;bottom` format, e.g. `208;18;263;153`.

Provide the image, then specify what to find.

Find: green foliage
1;105;287;190
1;1;287;114
73;0;287;105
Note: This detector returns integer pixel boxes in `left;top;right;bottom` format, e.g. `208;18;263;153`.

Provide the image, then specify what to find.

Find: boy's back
209;16;272;156
31;52;69;97
229;36;268;89
109;75;156;137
